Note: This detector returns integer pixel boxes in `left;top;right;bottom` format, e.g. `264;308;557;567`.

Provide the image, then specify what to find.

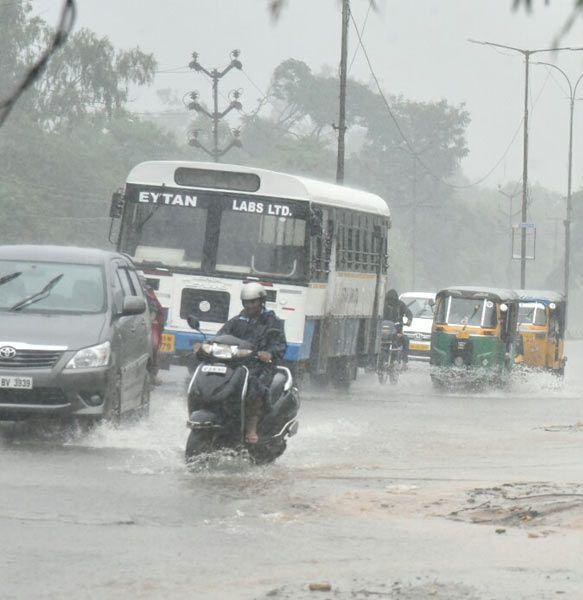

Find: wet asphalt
1;344;583;599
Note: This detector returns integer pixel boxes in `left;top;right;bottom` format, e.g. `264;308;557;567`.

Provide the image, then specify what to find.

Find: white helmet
241;282;267;302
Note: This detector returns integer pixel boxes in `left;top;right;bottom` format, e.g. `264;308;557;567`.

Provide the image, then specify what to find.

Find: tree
0;1;177;248
1;0;156;129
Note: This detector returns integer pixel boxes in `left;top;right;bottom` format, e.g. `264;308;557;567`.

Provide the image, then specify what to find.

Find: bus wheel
310;372;330;388
330;357;352;390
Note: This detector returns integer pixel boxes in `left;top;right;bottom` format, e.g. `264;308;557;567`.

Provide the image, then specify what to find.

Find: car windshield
446;297;497;328
518;302;547;326
403;297;434;319
0;260;105;314
216;211;306;279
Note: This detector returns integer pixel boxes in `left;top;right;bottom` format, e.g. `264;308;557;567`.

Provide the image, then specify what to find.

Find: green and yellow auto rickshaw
516;290;566;377
430;287;520;389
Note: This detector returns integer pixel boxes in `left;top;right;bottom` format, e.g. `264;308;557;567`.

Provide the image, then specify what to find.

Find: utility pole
533;62;583;330
335;0;350;184
187;50;243;161
411;157;417;289
469;40;583;289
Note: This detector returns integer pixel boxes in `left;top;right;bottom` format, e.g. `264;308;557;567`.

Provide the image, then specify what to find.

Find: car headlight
66;341;111;369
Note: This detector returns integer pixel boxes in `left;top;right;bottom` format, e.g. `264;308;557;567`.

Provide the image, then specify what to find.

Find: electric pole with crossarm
187;50;243;162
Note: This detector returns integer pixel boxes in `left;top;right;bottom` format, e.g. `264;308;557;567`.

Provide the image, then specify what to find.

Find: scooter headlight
201;343;213;355
235;348;253;358
212;343;233;359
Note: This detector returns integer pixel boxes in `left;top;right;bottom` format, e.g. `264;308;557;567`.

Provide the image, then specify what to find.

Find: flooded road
2;344;583;599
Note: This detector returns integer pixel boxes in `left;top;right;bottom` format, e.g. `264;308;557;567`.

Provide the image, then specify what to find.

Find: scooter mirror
186;315;201;330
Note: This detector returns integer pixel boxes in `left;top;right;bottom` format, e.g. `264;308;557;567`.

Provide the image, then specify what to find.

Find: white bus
110;161;391;387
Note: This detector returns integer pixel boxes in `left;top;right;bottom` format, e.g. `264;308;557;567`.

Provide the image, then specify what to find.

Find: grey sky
40;0;583;193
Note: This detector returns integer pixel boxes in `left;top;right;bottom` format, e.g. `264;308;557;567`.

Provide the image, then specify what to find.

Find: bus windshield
216;211;306;278
121;195;307;279
445;297;497;328
129;204;208;268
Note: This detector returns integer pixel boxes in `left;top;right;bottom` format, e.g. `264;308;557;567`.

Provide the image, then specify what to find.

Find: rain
1;2;583;599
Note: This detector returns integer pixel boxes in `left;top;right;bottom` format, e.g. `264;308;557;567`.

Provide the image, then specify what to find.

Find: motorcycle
184;317;300;465
377;320;405;385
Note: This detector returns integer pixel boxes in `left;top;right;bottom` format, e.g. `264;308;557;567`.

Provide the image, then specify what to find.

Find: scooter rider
216;282;287;444
383;289;413;364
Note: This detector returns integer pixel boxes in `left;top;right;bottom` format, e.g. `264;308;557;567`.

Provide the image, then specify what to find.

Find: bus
110;161;391;388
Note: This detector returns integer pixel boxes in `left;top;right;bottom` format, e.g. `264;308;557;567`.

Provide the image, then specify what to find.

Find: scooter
184;317;300;465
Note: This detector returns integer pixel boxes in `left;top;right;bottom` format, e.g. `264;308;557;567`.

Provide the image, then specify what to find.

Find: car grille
180;289;231;324
0;388;67;406
0;350;63;369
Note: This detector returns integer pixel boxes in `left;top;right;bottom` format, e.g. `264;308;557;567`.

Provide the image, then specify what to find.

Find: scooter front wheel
248;439;287;465
185;429;217;463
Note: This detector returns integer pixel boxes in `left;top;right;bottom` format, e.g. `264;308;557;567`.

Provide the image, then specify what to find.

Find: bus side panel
328;272;378;317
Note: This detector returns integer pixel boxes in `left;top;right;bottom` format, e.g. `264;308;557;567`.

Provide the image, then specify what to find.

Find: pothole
448;482;583;529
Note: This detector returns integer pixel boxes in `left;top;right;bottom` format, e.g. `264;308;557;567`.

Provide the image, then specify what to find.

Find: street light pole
469;40;583;289
533;62;583;328
521;51;530;289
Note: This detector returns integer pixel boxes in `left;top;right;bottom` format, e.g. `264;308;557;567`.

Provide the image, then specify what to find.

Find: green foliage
1;0;156;128
0;1;176;248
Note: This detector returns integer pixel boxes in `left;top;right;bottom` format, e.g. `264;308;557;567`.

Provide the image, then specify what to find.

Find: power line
349;12;552;190
347;0;372;74
0;0;76;128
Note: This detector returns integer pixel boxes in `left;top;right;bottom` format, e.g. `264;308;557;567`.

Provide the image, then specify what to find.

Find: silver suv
0;245;152;422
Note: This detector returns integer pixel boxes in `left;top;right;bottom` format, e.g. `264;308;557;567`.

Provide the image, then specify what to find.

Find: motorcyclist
216;282;287;444
383;288;413;365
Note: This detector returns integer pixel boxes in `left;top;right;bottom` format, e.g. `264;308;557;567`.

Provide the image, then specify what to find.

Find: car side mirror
121;296;146;316
186;315;200;330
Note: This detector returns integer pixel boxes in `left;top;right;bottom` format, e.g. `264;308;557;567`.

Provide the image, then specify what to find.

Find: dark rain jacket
383;292;413;327
217;309;287;401
217;308;287;362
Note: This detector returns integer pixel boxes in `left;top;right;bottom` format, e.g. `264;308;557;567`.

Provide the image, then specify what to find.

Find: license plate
0;376;33;390
160;333;175;354
201;365;227;374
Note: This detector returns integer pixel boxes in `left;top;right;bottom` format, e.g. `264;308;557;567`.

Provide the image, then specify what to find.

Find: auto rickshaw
516;290;566;376
430;286;520;389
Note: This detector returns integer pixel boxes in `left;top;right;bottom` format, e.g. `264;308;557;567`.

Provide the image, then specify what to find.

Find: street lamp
533;62;583;330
